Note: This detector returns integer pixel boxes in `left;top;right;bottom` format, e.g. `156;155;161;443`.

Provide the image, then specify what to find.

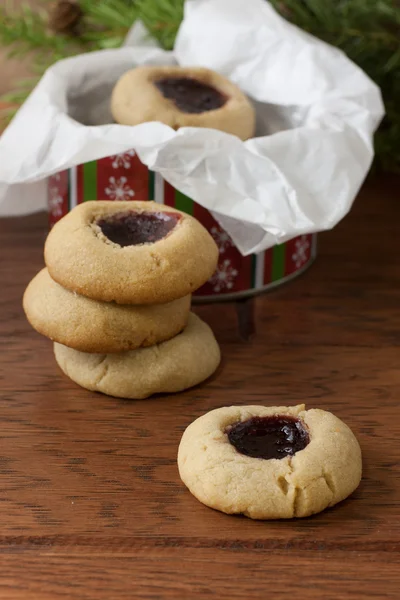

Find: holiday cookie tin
47;151;316;300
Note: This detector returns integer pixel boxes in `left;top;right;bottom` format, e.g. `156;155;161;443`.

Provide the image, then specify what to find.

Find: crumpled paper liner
0;0;384;255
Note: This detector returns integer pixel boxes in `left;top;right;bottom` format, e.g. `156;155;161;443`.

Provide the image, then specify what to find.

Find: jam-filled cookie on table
23;268;191;353
44;201;218;305
111;66;255;141
54;313;220;400
178;404;362;519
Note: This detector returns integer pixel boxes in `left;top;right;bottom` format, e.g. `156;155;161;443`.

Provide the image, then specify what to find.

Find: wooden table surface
0;175;399;599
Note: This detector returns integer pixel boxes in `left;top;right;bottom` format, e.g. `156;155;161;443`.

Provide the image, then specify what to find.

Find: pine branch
80;0;137;29
0;2;82;59
136;0;184;50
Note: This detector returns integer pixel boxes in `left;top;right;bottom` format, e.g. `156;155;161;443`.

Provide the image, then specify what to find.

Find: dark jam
97;211;179;247
154;77;226;114
227;415;309;460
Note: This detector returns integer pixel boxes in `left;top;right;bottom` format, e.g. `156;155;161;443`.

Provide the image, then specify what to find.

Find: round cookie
23;268;191;353
54;313;220;399
178;404;362;520
111;65;255;141
45;201;218;304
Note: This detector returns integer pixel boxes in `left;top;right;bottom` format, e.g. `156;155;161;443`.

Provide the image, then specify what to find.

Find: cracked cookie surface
111;65;255;141
178;404;362;519
45;201;218;304
23;268;191;353
54;313;220;399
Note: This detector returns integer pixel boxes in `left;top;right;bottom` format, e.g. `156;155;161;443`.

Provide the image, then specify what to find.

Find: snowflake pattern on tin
110;149;136;169
292;235;311;268
48;184;63;217
209;259;239;292
210;225;233;254
105;176;135;201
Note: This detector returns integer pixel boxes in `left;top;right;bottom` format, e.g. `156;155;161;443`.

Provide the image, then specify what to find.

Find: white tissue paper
0;0;384;255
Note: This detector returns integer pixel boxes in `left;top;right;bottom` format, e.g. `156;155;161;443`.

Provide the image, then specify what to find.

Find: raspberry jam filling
227;415;309;460
97;211;180;247
154;77;226;114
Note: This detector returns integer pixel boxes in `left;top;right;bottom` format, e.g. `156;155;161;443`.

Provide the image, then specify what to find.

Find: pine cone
48;1;83;35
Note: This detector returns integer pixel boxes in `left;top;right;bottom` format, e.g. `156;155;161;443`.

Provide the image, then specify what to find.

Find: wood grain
0;174;399;598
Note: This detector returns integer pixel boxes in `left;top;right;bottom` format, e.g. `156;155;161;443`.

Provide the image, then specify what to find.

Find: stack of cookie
23;201;221;399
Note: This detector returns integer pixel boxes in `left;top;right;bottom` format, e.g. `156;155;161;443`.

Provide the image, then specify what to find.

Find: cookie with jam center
178;405;362;519
23;268;191;353
44;201;218;304
54;313;220;399
111;65;255;141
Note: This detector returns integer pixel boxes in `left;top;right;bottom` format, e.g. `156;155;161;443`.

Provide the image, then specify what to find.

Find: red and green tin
48;150;316;300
